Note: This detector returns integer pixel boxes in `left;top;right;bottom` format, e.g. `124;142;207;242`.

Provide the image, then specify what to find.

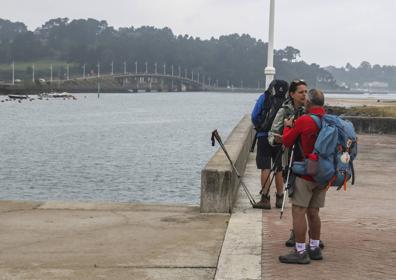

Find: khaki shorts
291;176;326;208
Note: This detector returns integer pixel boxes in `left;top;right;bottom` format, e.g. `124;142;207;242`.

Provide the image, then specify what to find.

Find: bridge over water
0;71;210;94
112;73;205;92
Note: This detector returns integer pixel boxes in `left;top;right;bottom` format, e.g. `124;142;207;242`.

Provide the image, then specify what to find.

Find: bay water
1;91;394;205
0;92;257;205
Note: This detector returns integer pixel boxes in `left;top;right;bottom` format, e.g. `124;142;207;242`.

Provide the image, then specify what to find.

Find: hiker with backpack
251;79;289;209
278;88;326;264
263;80;307;208
267;79;311;246
278;88;357;264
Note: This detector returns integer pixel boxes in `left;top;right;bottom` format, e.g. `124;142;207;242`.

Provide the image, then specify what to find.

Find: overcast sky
1;0;395;67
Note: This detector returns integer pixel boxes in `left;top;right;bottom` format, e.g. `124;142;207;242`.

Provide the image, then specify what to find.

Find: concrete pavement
0;202;229;279
258;134;396;279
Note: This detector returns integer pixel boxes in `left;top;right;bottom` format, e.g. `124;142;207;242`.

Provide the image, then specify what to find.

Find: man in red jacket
279;88;326;264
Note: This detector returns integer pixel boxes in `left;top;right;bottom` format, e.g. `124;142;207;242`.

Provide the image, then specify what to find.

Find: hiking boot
275;193;284;208
285;230;295;247
253;194;271;209
279;250;311;264
307;247;323;260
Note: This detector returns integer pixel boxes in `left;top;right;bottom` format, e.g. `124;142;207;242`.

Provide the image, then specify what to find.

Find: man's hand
273;133;283;143
284;118;294;128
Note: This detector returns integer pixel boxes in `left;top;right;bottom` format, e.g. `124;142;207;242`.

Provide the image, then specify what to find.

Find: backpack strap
310;114;322;129
350;161;355;185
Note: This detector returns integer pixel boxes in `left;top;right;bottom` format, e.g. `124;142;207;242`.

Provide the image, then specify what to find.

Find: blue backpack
310;114;358;190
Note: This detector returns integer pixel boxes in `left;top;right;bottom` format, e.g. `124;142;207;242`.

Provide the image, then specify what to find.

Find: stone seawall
343;116;396;134
200;114;255;213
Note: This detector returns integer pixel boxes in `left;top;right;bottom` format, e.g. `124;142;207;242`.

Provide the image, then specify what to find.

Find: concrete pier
0;203;229;279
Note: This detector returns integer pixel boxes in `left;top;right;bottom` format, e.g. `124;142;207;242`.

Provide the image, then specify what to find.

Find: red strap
343;173;348;191
325;176;337;192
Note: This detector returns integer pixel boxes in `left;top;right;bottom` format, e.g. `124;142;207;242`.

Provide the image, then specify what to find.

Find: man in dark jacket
251;80;288;209
278;89;326;264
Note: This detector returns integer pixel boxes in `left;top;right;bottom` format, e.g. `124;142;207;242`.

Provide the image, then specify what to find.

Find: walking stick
261;146;284;196
280;144;295;219
250;132;258;152
211;129;256;206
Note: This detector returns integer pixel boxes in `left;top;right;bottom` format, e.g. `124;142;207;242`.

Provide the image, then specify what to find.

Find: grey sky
1;0;395;67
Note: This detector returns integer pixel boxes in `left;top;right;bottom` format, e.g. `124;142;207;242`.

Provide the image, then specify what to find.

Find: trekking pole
280;144;295;219
211;129;256;206
261;147;284;196
250;132;258;152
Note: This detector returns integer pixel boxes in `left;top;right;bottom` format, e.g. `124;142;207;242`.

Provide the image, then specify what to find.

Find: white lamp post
264;0;276;88
12;61;15;85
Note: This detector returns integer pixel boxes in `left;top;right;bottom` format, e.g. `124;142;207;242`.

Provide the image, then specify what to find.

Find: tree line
0;18;394;90
326;62;396;90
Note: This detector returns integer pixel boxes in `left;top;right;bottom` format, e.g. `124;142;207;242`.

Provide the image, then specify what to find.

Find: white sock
310;239;320;249
295;242;306;254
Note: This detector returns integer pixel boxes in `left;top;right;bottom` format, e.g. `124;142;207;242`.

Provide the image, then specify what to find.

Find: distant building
363;81;389;89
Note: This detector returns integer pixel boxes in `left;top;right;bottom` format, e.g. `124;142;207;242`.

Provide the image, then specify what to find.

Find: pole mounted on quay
135;61;138;74
12;61;15;85
83;64;86;79
145;61;148;74
67;64;70;80
111;61;114;75
155;63;157;74
124;61;127;75
264;0;276;88
50;64;53;83
32;64;35;82
97;63;101;98
163;64;166;75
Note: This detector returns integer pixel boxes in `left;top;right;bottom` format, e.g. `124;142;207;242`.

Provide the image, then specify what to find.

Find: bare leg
307;208;321;240
292;205;307;243
260;169;271;194
274;171;283;194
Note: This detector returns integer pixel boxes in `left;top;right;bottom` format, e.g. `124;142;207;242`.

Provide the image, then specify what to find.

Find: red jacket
283;107;325;181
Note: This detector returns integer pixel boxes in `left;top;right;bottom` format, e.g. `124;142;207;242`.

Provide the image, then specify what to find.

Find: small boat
48;92;76;99
8;95;29;100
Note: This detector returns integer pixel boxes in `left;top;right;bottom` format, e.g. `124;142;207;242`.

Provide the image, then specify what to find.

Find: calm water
0;92;257;205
